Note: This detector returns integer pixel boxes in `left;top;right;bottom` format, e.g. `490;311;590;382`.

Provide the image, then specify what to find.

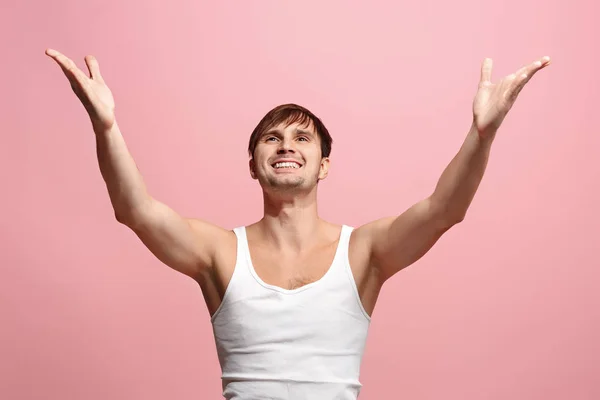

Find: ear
249;158;257;180
318;157;330;181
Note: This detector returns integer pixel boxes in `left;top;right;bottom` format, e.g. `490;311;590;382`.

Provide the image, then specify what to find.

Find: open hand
473;56;551;138
46;49;116;132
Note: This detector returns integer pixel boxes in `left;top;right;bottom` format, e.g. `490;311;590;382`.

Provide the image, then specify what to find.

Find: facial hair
261;166;319;194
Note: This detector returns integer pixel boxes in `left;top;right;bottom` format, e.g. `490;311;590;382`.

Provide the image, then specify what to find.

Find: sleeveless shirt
210;225;371;399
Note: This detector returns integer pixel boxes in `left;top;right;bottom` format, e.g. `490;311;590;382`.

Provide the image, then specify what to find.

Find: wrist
93;119;118;136
470;121;496;147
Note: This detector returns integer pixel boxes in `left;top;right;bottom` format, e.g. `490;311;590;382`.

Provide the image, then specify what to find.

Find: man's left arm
361;56;551;282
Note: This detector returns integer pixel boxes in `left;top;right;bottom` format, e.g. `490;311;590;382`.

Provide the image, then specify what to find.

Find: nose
277;138;295;154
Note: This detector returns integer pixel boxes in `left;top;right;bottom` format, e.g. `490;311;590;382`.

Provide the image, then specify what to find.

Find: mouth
271;160;302;170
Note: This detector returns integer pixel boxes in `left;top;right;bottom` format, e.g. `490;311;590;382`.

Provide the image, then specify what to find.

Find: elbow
453;214;466;225
114;198;154;227
446;206;467;224
115;211;129;225
449;211;467;226
114;207;145;228
429;197;466;227
115;210;136;227
441;210;466;227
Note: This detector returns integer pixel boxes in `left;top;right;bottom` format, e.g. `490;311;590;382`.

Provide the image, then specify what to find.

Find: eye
265;136;278;142
298;136;309;142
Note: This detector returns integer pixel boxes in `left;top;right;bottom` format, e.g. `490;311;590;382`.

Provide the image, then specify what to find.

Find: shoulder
349;217;396;254
186;219;238;255
185;219;238;278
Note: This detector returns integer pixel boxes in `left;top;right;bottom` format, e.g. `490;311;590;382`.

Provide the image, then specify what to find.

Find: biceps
371;198;454;280
126;199;223;280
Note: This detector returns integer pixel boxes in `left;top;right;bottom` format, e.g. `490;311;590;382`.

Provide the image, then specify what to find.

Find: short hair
248;103;332;159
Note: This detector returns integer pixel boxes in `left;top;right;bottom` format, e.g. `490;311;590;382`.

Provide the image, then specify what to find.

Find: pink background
2;1;598;399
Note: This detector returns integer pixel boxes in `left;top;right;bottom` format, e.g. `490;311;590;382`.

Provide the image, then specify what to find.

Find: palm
84;77;115;122
46;49;116;132
472;56;551;137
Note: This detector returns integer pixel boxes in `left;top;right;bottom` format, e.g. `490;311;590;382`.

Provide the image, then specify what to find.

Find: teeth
274;162;300;169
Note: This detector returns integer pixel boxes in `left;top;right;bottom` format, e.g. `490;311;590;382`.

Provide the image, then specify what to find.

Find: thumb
85;55;104;82
480;58;493;84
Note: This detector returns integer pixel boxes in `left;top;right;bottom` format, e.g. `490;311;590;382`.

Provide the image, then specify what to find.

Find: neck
257;187;322;252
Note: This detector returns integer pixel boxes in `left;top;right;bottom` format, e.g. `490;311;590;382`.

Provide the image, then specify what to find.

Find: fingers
46;48;104;88
46;48;76;76
507;56;551;100
46;48;89;87
516;56;551;83
480;58;493;84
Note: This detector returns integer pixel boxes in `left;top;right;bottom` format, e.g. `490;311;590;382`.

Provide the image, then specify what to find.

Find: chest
248;239;340;291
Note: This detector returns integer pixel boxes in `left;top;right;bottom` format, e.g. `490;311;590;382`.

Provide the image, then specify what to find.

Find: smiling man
46;48;550;399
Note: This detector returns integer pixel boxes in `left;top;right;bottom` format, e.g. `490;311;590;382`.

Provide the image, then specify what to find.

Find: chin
256;175;300;192
270;177;305;190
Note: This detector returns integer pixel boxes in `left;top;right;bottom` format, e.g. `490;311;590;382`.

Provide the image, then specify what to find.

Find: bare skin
45;48;551;318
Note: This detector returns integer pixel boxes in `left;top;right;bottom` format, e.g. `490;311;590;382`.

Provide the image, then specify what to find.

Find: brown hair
248;104;332;159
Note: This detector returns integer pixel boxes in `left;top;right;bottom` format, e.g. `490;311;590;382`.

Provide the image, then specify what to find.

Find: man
45;48;550;399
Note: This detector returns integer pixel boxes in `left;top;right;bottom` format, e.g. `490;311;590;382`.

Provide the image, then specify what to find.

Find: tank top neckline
240;225;351;295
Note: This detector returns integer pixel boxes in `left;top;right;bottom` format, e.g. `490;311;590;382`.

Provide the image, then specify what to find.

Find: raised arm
360;56;551;282
97;122;228;280
46;49;227;280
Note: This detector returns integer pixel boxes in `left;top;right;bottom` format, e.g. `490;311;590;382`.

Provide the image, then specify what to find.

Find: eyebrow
263;128;315;137
295;128;315;137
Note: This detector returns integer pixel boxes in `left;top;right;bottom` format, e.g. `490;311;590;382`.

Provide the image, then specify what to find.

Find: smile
272;161;302;169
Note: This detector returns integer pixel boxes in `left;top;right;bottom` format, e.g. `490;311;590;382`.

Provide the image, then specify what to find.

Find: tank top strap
334;225;354;263
232;226;252;279
232;226;248;268
339;225;354;248
233;226;247;246
326;224;354;276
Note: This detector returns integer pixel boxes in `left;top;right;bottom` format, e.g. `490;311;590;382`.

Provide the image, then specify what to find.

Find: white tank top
210;225;371;399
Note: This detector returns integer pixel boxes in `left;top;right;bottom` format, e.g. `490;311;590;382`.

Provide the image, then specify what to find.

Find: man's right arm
46;49;225;280
97;122;226;280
